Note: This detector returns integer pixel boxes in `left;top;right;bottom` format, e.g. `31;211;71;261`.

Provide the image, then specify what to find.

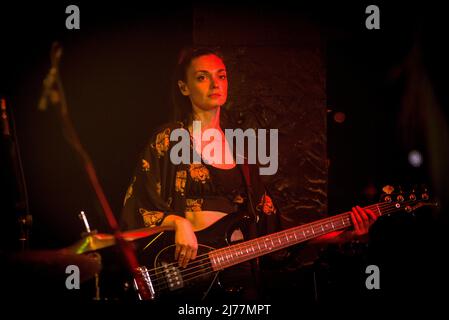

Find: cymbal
66;233;116;254
66;227;166;254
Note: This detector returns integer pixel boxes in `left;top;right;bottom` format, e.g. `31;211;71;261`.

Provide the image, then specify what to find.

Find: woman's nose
211;78;219;89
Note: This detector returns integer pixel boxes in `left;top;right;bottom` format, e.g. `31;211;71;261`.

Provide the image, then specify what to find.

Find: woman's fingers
177;245;187;267
184;248;194;268
179;248;188;268
351;207;361;234
191;246;197;260
173;219;198;267
356;206;369;231
366;208;378;221
351;206;379;236
175;244;181;260
177;244;197;268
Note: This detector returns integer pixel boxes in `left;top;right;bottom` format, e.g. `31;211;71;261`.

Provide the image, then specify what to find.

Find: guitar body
135;211;254;301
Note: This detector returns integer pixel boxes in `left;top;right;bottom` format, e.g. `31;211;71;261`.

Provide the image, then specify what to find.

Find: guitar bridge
133;266;156;300
161;261;184;291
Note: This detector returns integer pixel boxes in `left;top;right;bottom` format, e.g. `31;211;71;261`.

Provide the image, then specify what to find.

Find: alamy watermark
365;5;380;30
169;121;278;175
65;264;80;289
66;5;80;30
365;264;380;290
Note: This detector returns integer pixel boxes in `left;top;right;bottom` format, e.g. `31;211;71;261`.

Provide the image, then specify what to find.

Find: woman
121;47;378;300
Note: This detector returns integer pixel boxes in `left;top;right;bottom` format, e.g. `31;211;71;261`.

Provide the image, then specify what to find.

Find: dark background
1;0;448;307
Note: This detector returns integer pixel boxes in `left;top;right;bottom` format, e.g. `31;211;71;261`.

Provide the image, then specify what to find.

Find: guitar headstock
379;185;438;216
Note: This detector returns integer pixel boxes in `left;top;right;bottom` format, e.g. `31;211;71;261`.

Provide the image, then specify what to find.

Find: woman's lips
208;93;221;98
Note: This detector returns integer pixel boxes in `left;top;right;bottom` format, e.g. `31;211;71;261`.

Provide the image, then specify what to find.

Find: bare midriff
185;210;227;231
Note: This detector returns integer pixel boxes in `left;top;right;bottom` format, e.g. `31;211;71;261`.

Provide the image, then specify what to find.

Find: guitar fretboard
208;203;388;271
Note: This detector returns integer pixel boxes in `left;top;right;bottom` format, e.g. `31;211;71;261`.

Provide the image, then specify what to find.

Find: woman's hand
310;205;379;245
349;205;379;237
173;218;198;268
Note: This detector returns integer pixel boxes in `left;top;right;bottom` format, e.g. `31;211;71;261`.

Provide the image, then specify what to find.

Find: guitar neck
208;202;390;271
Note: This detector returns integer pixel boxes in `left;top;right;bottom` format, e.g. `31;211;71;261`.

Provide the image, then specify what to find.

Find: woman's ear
178;80;190;96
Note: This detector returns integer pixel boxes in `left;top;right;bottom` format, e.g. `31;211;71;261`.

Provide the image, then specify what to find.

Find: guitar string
148;203;414;292
147;215;353;287
145;212;355;281
143;200;400;279
141;191;417;277
138;191;416;278
143;200;411;285
144;200;411;290
148;203;412;292
145;201;414;290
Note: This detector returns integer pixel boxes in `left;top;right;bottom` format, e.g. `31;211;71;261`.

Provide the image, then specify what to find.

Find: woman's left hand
350;205;379;237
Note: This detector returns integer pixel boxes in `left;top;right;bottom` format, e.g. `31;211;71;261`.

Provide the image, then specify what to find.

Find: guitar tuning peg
381;185;394;202
409;185;416;200
395;186;404;202
382;185;394;195
418;184;430;200
382;194;392;203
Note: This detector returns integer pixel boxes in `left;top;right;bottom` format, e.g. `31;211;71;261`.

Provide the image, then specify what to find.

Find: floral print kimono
120;121;279;237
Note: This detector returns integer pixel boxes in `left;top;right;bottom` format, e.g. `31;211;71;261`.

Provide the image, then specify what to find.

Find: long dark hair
171;46;225;124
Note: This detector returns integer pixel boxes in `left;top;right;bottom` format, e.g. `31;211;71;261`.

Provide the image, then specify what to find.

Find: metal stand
38;42;152;300
1;97;32;251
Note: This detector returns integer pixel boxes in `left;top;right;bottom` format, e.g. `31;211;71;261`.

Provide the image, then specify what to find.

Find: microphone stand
39;42;153;300
1;98;32;251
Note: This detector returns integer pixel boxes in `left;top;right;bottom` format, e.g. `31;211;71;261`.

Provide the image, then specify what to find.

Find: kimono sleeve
120;127;184;230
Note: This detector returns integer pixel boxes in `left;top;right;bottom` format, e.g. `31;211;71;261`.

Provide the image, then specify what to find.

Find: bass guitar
131;187;436;301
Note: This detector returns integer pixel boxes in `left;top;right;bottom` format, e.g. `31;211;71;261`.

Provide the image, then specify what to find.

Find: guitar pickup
162;262;184;291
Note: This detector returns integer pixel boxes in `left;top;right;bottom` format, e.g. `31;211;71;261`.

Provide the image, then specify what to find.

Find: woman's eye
219;75;227;80
197;75;206;81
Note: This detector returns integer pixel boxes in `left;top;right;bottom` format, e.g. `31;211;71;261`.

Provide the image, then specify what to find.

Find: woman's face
178;54;228;111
